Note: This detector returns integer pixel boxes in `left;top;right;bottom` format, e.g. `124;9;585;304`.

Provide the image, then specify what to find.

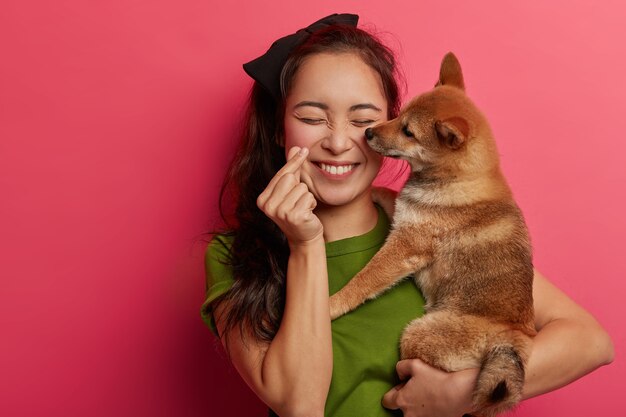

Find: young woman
201;14;614;417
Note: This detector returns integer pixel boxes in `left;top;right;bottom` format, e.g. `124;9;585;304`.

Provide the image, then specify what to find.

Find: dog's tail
472;338;528;417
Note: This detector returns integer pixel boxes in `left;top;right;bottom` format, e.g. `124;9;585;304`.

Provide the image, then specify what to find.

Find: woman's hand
382;359;479;417
257;146;323;247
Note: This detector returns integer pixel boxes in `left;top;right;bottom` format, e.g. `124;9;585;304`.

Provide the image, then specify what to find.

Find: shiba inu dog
329;52;535;417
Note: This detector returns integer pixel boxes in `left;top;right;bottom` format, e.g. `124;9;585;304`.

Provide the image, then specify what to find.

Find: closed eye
352;119;376;127
299;117;326;125
402;125;414;138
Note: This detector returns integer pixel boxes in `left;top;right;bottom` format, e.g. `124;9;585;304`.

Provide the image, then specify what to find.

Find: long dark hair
210;24;403;344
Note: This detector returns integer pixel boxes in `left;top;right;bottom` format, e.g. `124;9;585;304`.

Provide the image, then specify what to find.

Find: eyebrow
294;101;329;110
293;101;382;112
349;103;382;112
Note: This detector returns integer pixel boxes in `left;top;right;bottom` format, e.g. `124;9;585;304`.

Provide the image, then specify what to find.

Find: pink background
1;0;624;416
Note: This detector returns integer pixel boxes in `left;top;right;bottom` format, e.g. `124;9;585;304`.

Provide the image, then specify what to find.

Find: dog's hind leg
400;312;530;417
399;312;489;370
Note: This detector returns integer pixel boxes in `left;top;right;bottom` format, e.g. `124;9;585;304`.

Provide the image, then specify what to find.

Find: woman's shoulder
205;233;234;263
201;233;236;334
204;233;236;289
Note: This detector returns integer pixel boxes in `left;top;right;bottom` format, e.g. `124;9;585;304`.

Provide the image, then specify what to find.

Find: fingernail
299;147;308;156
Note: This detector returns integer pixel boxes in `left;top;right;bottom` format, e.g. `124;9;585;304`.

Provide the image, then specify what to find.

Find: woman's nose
322;127;353;154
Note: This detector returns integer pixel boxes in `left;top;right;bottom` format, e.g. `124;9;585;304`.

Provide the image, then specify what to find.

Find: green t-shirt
201;206;425;417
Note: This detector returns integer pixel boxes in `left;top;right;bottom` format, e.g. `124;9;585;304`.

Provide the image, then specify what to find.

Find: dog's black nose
364;127;374;141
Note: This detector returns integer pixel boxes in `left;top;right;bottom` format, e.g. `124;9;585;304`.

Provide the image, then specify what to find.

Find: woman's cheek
362;140;383;167
283;120;323;151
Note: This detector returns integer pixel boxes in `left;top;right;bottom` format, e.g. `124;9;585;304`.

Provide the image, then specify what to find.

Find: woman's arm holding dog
520;269;614;399
382;269;614;416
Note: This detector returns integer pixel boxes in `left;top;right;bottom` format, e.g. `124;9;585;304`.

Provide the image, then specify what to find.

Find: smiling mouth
314;162;358;176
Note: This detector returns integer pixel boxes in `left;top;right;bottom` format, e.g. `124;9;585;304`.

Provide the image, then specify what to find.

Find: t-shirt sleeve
200;234;235;336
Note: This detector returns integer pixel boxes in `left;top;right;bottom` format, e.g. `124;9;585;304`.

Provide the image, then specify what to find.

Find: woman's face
283;52;388;208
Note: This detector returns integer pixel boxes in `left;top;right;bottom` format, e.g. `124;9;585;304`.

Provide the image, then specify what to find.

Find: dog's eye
402;125;414;138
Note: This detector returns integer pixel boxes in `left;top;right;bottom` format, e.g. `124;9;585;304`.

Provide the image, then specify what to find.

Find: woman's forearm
522;315;614;400
261;238;333;417
521;271;614;400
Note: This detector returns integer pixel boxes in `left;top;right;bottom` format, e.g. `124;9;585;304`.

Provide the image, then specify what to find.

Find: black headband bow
242;13;359;100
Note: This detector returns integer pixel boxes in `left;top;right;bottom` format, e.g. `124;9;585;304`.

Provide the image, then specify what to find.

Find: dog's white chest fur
392;198;431;229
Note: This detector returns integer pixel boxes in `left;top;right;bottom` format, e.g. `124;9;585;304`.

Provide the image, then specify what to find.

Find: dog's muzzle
364;127;375;141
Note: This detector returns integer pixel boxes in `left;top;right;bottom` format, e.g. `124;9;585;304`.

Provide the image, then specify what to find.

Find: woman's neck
314;190;379;243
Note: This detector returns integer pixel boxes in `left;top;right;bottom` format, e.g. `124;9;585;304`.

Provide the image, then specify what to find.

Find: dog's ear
435;52;465;91
435;117;469;150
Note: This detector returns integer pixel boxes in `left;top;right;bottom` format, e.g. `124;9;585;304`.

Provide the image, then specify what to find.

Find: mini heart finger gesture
257;147;323;247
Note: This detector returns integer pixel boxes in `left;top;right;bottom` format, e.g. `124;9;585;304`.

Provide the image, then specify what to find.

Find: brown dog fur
329;52;536;417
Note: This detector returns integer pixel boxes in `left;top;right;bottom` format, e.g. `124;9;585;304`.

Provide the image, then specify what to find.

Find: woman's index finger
283;146;307;172
261;147;308;197
273;147;307;179
286;146;302;161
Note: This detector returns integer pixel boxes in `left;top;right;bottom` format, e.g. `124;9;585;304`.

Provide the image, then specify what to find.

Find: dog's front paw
329;294;349;320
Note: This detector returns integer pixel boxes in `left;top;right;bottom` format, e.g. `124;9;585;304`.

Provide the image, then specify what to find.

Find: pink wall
1;0;624;416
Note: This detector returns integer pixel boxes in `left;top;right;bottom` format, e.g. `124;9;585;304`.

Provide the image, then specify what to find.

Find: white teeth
319;163;354;175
